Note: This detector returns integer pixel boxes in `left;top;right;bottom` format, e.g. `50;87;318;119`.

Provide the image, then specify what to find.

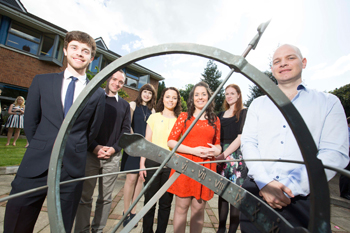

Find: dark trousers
143;168;173;233
239;178;310;233
339;159;350;197
4;167;83;233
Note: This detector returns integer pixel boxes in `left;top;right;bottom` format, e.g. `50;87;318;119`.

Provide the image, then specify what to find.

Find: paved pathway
0;172;350;232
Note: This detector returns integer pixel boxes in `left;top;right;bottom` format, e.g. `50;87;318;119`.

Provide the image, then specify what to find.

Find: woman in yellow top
139;87;182;233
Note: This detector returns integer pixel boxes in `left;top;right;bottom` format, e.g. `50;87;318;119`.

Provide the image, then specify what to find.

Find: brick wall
0;47;160;101
0;47;66;88
124;88;138;102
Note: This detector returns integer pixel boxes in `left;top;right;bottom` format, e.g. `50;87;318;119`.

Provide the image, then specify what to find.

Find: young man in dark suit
4;31;106;233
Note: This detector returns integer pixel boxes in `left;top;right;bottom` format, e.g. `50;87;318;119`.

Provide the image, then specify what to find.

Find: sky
21;0;350;100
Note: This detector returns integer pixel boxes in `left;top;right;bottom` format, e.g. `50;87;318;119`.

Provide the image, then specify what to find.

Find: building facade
0;0;163;110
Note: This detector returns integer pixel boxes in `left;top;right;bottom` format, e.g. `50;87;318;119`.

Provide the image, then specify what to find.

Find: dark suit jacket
17;71;105;178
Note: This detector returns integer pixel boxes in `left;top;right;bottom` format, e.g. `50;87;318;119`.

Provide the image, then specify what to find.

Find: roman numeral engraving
181;163;188;171
198;170;206;180
252;206;260;221
215;179;224;190
269;222;280;233
235;193;244;204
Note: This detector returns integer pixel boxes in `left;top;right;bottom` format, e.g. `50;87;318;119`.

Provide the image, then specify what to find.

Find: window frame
3;20;64;66
123;68;151;90
6;21;41;55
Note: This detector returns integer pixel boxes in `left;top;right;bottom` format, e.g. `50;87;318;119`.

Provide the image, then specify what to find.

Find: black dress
217;109;247;186
121;105;151;172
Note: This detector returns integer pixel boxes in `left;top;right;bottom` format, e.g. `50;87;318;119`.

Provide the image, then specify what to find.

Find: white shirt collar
64;69;87;85
105;91;119;101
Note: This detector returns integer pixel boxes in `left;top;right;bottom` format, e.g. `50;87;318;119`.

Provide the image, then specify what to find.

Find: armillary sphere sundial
1;19;349;233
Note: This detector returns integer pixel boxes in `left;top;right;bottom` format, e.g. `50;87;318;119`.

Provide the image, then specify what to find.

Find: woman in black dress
216;84;247;233
121;84;156;227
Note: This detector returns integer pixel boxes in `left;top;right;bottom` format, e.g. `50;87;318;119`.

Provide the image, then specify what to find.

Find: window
40;35;55;57
138;75;150;89
89;53;102;73
124;68;150;89
87;56;151;90
126;78;138;88
55;37;64;61
101;56;111;70
6;21;41;55
88;53;113;74
3;20;64;65
39;34;64;65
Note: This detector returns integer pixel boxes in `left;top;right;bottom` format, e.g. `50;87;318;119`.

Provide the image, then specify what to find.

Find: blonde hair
14;96;25;108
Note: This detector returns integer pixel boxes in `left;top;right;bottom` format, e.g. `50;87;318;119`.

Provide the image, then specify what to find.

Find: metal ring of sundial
47;43;329;233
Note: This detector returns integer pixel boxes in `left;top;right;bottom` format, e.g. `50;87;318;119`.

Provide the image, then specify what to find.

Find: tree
180;96;187;112
244;71;277;107
200;60;224;113
179;84;194;103
87;67;129;99
157;81;166;102
330;83;350;117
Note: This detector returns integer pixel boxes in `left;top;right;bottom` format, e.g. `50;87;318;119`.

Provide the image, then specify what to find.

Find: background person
120;83;156;227
5;96;25;146
167;81;221;233
139;87;182;233
215;84;247;233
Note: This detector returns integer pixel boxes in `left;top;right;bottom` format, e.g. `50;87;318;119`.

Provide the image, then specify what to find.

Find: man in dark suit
75;70;131;233
4;31;106;233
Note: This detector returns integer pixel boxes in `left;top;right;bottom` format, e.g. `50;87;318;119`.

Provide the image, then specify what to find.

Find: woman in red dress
167;81;221;233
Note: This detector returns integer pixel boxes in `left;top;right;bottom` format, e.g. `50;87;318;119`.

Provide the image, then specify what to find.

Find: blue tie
64;76;78;117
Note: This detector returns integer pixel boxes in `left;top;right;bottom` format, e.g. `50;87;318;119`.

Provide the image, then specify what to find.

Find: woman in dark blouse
216;84;247;233
121;84;156;227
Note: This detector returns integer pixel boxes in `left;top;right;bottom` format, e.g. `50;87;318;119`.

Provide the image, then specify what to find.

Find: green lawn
0;138;26;167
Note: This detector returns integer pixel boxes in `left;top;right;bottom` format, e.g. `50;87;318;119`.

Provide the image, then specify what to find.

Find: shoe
340;194;350;200
130;213;138;228
122;212;131;227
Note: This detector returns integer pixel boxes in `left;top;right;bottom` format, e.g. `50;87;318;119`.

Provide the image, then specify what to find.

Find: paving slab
0;172;349;232
0;206;5;225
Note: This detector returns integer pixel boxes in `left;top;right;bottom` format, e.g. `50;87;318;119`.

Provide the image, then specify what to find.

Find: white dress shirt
241;83;349;196
61;69;87;109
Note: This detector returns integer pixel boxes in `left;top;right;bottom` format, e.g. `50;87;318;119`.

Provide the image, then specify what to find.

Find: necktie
64;76;78;117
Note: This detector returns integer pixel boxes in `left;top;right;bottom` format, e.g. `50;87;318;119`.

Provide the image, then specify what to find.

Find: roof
0;0;164;81
95;37;108;50
1;0;26;12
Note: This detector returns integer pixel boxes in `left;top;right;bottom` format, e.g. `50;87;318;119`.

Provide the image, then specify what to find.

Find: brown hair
155;87;182;118
64;31;96;57
186;81;217;127
105;70;126;95
135;84;156;110
222;84;243;122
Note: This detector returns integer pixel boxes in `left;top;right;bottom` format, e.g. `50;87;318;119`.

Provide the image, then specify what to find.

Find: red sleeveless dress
167;112;220;201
